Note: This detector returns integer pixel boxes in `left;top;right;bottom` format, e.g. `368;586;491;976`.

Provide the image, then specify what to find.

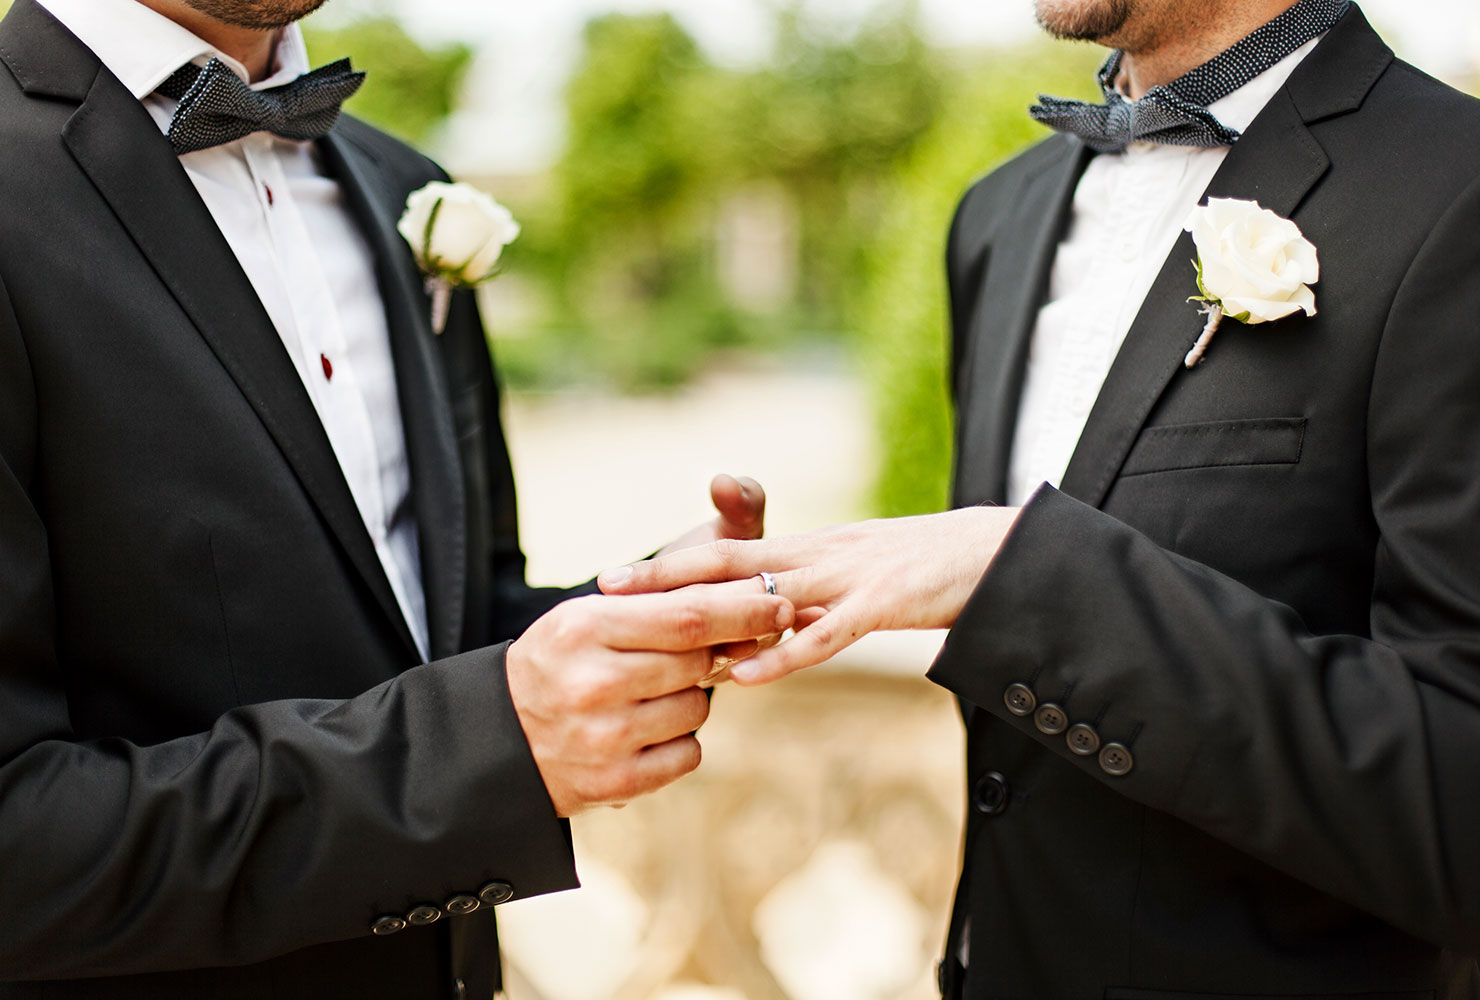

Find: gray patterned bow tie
1029;0;1349;153
157;57;366;156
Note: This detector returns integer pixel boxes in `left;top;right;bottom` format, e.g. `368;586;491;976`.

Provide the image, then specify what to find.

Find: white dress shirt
37;0;430;660
1005;38;1322;507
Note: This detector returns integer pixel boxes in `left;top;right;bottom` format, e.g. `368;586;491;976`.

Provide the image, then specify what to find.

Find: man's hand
653;474;766;559
598;506;1021;685
506;590;793;816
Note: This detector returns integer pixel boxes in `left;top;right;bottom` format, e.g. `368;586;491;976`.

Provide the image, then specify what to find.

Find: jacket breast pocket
1120;416;1306;477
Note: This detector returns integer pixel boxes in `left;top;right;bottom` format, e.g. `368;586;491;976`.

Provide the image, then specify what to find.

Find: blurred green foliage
500;6;1099;510
495;6;950;391
859;43;1099;516
302;17;471;147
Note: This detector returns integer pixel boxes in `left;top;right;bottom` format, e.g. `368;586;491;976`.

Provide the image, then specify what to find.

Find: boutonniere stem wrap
397;181;520;334
1183;197;1318;368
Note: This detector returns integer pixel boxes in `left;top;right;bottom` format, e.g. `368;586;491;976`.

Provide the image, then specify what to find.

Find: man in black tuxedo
0;0;792;996
605;0;1480;995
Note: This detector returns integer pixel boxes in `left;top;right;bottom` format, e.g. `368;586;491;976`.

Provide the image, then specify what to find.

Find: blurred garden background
13;0;1478;995
295;0;1480;525
291;5;1477;995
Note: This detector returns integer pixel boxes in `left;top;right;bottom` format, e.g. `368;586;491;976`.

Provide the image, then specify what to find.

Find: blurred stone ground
496;359;963;1000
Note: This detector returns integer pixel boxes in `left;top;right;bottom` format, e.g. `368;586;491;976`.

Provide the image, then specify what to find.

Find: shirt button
1067;723;1102;757
972;771;1010;816
1034;703;1068;735
406;904;443;926
370;914;407;936
1099;742;1135;777
478;881;515;906
1003;683;1037;717
445;894;481;916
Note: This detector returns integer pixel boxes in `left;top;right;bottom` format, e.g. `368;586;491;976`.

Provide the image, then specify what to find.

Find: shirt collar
34;0;311;100
1205;33;1323;134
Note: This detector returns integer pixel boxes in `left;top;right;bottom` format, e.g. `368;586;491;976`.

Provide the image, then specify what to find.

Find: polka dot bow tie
1029;0;1349;154
157;57;366;156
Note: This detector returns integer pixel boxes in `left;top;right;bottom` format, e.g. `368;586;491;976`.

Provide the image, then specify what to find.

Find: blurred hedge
857;44;1098;516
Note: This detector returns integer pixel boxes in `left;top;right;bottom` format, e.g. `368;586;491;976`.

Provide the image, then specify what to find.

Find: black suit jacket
0;2;584;995
931;7;1480;998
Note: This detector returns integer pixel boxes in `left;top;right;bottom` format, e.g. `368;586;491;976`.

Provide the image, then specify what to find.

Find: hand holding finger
595;589;794;652
730;608;869;685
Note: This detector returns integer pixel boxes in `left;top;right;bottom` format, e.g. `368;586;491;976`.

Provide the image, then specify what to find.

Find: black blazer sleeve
928;172;1480;953
0;272;579;980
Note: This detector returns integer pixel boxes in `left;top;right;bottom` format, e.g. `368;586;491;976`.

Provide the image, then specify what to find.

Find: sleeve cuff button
446;894;481;915
370;915;407;936
1004;683;1037;717
406;904;443;926
478;881;515;906
1099;742;1134;776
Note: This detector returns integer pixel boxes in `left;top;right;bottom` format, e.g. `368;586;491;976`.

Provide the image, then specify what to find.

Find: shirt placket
242;136;427;657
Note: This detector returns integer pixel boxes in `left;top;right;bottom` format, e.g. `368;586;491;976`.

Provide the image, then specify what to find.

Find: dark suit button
1099;742;1134;776
1003;683;1037;717
445;894;481;916
1034;703;1068;735
370;914;407;936
1067;723;1101;756
478;880;515;906
972;771;1010;816
406;904;443;926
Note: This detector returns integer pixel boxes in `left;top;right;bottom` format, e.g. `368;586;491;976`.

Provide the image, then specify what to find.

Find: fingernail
600;565;633;589
731;660;759;683
774;604;794;631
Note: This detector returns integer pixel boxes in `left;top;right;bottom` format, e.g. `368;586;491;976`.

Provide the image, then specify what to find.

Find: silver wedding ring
759;571;777;595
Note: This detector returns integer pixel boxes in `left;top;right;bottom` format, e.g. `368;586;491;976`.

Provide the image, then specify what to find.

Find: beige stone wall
497;367;967;999
498;667;965;1000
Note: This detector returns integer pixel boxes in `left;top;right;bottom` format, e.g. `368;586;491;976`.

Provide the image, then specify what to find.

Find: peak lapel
1057;90;1332;508
320;130;467;663
38;14;420;659
954;136;1090;507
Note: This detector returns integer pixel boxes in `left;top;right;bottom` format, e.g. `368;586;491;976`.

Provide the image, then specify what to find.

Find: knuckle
711;537;745;568
551;598;600;646
563;668;615;711
804;617;837;652
597;765;645;804
584;715;631;756
670;606;710;647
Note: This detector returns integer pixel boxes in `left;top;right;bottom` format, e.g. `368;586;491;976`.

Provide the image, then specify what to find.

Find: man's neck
1114;0;1299;98
133;0;282;81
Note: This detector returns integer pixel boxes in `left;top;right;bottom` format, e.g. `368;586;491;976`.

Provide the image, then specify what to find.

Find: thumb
710;474;765;541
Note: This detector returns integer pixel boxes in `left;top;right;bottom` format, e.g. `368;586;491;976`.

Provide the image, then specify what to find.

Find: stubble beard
1034;0;1136;42
180;0;330;30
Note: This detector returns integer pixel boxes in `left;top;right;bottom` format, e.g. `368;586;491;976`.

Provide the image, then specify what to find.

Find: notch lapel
320;129;467;663
21;1;421;660
1054;5;1392;508
1056;87;1332;507
954;136;1090;507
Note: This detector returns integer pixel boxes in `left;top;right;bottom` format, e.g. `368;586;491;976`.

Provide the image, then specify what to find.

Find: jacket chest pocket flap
1121;416;1306;477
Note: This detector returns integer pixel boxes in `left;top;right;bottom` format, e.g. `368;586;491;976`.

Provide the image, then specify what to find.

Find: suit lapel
4;0;422;660
1054;8;1397;507
320;130;467;662
954;136;1090;507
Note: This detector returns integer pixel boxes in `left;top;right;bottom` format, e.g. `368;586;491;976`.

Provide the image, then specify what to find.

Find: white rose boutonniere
396;180;521;334
1182;197;1318;368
